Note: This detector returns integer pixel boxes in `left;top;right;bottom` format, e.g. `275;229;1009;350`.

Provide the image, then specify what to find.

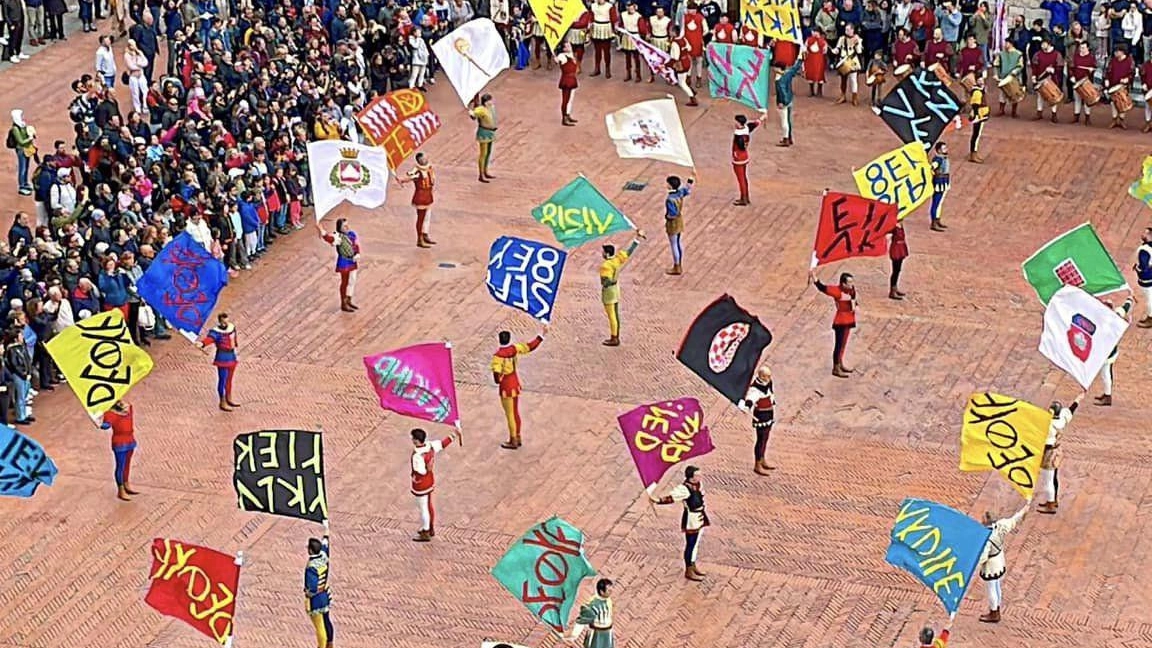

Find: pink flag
618;28;679;86
617;397;714;490
363;342;460;426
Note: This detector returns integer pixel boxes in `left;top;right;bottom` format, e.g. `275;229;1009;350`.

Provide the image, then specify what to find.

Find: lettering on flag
706;43;772;110
46;309;155;416
233;430;328;522
884;499;991;614
959;393;1050;498
355;90;442;170
145;538;241;645
486;236;567;322
617;398;715;489
528;0;585;50
490;516;597;632
363;342;461;425
0;424;57;498
136;231;229;336
853;142;933;219
740;0;802;43
878;68;962;147
531;177;634;249
812;193;899;266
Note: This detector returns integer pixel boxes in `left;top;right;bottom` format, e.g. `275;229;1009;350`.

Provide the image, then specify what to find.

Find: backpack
5;128;15;150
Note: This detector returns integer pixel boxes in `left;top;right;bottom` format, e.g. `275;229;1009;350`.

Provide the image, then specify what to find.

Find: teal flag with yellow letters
490;516;596;631
884;498;990;614
531;177;634;249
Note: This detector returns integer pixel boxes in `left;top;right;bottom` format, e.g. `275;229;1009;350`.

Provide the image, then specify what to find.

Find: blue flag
885;498;991;614
136;232;229;335
485;236;567;323
0;424;58;498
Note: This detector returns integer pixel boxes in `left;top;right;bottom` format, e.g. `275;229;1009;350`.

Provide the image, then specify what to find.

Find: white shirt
185;219;213;249
95;46;117;77
409;36;430;66
1045;407;1074;446
46;299;74;334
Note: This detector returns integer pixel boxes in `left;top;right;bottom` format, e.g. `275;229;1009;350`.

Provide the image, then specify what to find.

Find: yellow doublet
599;250;631;305
970;88;990;121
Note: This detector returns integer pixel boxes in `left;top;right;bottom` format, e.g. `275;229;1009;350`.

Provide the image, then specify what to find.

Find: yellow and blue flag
885;498;990;614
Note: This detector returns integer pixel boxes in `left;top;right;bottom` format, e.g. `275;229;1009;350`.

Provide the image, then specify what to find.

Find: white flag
432;18;510;106
306;141;390;220
618;28;677;85
605;97;695;167
1038;285;1129;389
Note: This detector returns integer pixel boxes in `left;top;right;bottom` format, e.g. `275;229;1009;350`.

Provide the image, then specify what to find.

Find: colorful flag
233;430;327;523
620;28;678;85
885;498;990;615
490;516;596;632
959;393;1050;499
852;142;933;219
136;231;229;337
46;309;155;417
706;43;772;110
676;295;773;404
878;67;963;147
812;193;899;267
617;398;715;490
363;342;461;426
605;97;694;167
531;176;634;249
740;0;802;43
432;18;510;106
306;141;390;220
0;424;57;498
1039;285;1129;389
146;538;242;646
1021;223;1128;304
486;236;568;322
355;89;442;170
1128;155;1152;208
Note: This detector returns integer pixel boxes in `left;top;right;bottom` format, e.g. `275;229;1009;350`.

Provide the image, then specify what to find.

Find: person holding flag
650;465;710;581
731;110;767;206
101;400;139;502
491;325;548;449
809;269;858;378
599;229;646;347
664;175;693;276
556;42;580;126
197;312;240;411
316;219;361;312
1095;294;1135;406
1134;227;1152;328
411;426;462;542
929;142;950;231
304;519;334;648
977;500;1030;623
774;52;806;147
1036;391;1086;514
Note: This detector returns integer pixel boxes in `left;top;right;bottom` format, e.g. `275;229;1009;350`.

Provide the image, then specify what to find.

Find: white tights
986;578;1002;610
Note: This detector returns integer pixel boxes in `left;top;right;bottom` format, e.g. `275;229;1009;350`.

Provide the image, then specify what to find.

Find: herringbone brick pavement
0;27;1150;648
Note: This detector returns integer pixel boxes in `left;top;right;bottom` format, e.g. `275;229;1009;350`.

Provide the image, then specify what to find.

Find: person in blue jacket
774;53;806;148
1135;226;1152;328
238;190;260;259
304;520;334;648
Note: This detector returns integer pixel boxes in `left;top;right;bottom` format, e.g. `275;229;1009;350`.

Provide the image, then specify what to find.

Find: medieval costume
653;465;710;581
490;331;545;448
318;220;361;312
101;400;139;501
199;315;240;411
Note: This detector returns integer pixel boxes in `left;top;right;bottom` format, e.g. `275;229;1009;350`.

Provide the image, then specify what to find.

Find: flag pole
226;549;245;648
445;340;462;446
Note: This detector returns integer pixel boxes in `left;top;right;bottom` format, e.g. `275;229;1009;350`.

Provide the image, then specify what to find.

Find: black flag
877;67;962;148
676;295;772;404
233;430;328;522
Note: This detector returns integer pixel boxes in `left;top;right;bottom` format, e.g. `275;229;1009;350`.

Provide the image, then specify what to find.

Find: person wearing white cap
49;167;77;222
7;110;35;195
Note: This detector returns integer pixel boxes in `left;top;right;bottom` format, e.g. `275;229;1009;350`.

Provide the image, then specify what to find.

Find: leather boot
1119;116;1128;129
841;364;855;373
851;92;858;106
889;288;904;300
418;235;431;248
1050;111;1057;123
500;437;522;450
590;67;601;77
124;483;141;495
1034;110;1043;120
979;609;1001;623
219;398;233;411
1144;120;1152;132
1072;113;1080;123
226;396;241;407
1084;114;1091;125
1094;394;1112;406
562;115;576;126
624;58;632;82
602;336;620;347
835;93;847;105
687;95;699;106
754;460;773;475
341;296;355;312
684;566;704;581
809;83;815;96
413;529;432;542
832;364;849;378
692;563;707;576
422;233;437;246
117;485;132;501
733;197;750;206
968;152;984;163
1010;103;1018;117
1036;501;1057;514
998;101;1005;115
1137;316;1152;328
931;220;946;231
666;263;682;275
1111;117;1120;129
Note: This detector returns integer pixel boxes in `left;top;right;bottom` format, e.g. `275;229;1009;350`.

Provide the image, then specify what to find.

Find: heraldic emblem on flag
330;147;372;192
1067;313;1095;361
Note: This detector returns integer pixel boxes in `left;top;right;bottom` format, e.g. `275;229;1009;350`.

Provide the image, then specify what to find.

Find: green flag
1021;223;1128;304
531;177;634;249
490;516;596;632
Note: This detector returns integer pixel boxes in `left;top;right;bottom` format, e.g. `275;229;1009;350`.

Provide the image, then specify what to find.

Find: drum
1037;77;1064;105
837;59;855;76
930;62;956;88
1073;78;1102;106
997;74;1025;103
961;73;977;91
894;64;913;82
866;70;886;86
1109;85;1134;113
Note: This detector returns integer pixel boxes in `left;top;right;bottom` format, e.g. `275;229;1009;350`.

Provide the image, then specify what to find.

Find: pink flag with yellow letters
363;342;460;426
617;397;714;490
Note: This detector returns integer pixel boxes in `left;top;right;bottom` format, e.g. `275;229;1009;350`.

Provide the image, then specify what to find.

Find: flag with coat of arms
1021;223;1128;304
306;141;390;221
1038;285;1130;389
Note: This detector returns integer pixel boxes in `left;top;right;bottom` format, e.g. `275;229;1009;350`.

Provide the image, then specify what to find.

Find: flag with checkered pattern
1021;223;1127;305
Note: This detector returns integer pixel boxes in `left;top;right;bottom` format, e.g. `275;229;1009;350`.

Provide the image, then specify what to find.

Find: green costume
572;595;613;648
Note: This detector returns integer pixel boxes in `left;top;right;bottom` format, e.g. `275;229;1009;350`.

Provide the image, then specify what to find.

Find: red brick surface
1;32;1151;648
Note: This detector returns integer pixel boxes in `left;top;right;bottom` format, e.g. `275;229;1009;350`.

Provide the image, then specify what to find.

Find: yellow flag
853;142;934;219
527;0;585;51
740;0;803;43
958;393;1050;498
46;310;155;416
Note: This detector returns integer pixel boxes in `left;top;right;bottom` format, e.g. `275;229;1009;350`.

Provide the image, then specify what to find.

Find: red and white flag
355;89;442;170
618;28;678;85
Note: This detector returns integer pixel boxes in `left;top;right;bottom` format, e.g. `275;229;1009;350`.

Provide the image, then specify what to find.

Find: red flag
145;538;241;646
812;193;899;267
354;89;442;169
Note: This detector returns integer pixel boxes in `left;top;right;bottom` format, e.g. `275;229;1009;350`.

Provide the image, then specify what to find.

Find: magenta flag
363;342;461;426
617;397;714;489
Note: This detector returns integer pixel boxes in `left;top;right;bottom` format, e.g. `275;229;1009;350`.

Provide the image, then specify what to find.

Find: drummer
892;27;921;69
923;27;954;73
1105;46;1135;130
1069;41;1097;125
1031;38;1064;123
866;50;888;107
993;39;1025;117
833;23;864;106
1140;56;1152;132
958;34;985;82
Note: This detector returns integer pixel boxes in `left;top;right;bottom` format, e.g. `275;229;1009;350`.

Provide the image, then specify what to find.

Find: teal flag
490;516;596;632
706;43;772;110
1021;223;1128;304
885;498;990;614
531;177;634;249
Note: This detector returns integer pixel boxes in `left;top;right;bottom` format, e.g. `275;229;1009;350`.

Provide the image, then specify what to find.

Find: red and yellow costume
490;334;543;448
102;403;138;499
406;161;435;247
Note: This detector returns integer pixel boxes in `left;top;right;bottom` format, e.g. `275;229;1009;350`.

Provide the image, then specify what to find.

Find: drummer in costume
651;465;711;581
567;9;591;72
833;23;863;105
928;142;950;230
565;579;615;648
968;75;990;163
599;230;646;347
731;110;767;205
739;365;777;475
197;313;241;411
993;39;1025;117
1031;38;1064;123
892;27;921;69
958;34;985;87
804;26;829;97
589;0;619;78
316;219;360;313
490;326;548;449
1104;46;1135;129
397;152;436;248
667;25;700;105
556;42;580;126
1141;57;1152;131
617;2;650;83
468;93;497;182
1069;41;1098;124
682;2;707;88
1036;391;1085;514
922;27;953;75
976;501;1031;624
866;49;888;107
649;5;672;57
